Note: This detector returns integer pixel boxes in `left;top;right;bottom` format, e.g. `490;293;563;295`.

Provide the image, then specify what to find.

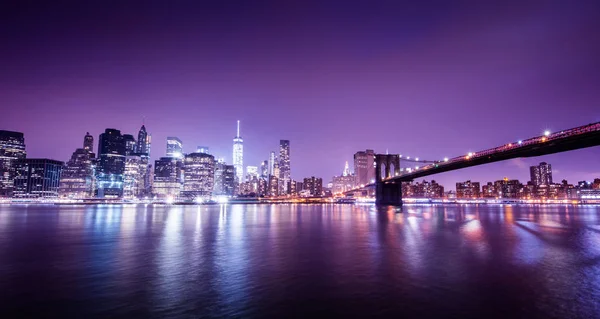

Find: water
0;204;599;318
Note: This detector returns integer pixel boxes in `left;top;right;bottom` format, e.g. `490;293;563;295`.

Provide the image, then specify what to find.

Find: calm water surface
0;204;599;318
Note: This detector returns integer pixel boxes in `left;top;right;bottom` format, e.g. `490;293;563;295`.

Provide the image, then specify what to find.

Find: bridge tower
375;154;403;206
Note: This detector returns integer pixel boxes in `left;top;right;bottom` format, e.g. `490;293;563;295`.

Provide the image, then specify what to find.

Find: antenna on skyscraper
237;120;240;137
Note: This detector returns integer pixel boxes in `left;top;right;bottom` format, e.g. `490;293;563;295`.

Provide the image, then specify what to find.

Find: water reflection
0;204;599;318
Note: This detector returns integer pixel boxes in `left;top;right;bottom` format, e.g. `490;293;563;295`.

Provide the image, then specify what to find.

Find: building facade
0;130;26;197
354;149;375;187
279;140;291;194
530;162;552;186
59;133;95;198
13;158;63;198
182;152;215;199
136;125;151;156
456;180;481;198
153;157;182;199
96;129;126;198
303;176;323;196
166;136;183;157
123;155;147;199
214;162;235;196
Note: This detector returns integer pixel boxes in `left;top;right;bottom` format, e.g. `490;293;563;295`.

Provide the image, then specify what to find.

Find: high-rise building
272;161;280;179
182;152;215;199
268;151;276;176
279;140;291;194
123;155;147;199
260;160;268;179
123;134;136;155
232;120;243;183
153;157;182;199
456;180;481;198
214;162;235;196
494;178;522;198
166;137;183;158
246;166;258;181
13;158;63;198
59;133;95;198
482;182;497;198
0;130;26;197
83;132;94;154
354;149;375;186
331;161;355;194
303;176;323;196
530;162;552;186
268;175;279;197
136;125;151;156
96;129;126;198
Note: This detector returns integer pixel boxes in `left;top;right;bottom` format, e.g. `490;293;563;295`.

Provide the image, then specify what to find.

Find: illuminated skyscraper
182;152;215;198
268;151;275;175
136;125;151;156
260;160;268;179
0;130;26;197
153;157;182;199
530;162;553;186
13;159;63;198
232;120;243;183
166;137;183;158
279;140;290;194
59;132;95;198
83;132;94;154
96;129;126;198
123;134;136;155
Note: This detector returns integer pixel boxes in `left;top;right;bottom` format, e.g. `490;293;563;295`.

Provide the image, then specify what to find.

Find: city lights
544;130;551;136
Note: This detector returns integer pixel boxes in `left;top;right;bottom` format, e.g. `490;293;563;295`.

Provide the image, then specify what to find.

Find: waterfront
0;204;599;318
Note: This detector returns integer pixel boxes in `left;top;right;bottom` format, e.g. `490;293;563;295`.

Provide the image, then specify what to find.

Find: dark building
530;162;552;186
59;133;95;198
354;149;375;187
456;180;481;198
494;178;522;198
96;129;126;198
268;175;279;196
13;158;63;198
136;125;151;156
182;152;215;199
407;180;444;198
0;130;26;197
303;176;323;196
482;182;497;198
123;134;137;155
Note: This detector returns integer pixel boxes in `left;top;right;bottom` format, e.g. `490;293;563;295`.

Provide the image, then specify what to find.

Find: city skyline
1;1;599;187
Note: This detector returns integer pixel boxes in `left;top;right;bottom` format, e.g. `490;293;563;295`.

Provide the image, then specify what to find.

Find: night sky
1;1;599;188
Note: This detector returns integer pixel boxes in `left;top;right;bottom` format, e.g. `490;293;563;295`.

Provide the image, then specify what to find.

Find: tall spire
237;120;240;137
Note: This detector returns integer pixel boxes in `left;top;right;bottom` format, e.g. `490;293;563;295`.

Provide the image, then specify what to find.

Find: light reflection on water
0;204;599;318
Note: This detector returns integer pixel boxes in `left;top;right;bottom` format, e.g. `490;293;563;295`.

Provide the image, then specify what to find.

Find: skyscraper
530;162;553;186
123;134;136;155
59;133;95;198
0;130;26;197
83;132;94;154
260;160;268;179
96;129;126;198
153;157;182;199
136;125;151;156
354;149;375;186
123;155;146;199
279;140;291;194
232;120;243;183
182;152;215;199
166;137;183;157
214;161;235;196
268;151;276;176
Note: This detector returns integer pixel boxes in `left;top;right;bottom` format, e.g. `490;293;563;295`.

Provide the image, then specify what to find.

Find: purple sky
1;1;599;188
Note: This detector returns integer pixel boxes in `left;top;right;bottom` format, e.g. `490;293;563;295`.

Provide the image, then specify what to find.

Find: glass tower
232;120;243;183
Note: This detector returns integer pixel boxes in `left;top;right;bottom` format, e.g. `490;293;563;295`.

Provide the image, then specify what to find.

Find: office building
136;125;151;156
331;162;355;194
268;175;279;197
260;160;268;179
182;152;215;198
354;149;375;186
494;178;522;198
214;162;235;196
13;158;63;198
279;140;291;193
96;129;126;198
59;133;95;198
530;162;552;186
269;151;276;176
246;166;258;181
123;155;146;199
482;182;497;198
232;121;243;183
0;130;26;197
123;134;136;155
153;157;182;199
456;180;481;198
303;176;323;196
166;136;183;158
